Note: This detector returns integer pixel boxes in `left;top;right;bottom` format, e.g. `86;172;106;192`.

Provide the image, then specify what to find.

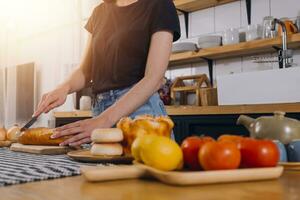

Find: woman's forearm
101;76;163;126
60;68;87;94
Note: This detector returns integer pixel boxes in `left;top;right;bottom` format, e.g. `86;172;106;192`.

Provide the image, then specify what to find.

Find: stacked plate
172;42;198;53
198;35;222;49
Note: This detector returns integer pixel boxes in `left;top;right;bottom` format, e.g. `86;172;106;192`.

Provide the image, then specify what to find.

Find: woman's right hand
33;85;70;117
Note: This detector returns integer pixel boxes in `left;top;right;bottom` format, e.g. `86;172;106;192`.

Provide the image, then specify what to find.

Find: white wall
169;0;300;82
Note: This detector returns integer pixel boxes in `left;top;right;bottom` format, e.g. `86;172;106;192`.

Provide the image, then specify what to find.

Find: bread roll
117;115;174;154
7;125;21;142
91;128;123;143
18;128;68;145
0;127;6;141
91;143;123;156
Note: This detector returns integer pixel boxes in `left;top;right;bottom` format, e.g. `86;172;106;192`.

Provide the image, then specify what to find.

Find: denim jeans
92;86;174;139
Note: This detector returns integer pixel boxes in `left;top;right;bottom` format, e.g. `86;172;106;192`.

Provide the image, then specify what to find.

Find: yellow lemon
131;135;157;162
140;136;183;171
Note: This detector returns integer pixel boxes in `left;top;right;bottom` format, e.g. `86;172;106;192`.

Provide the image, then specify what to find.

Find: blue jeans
92;86;174;139
92;86;167;119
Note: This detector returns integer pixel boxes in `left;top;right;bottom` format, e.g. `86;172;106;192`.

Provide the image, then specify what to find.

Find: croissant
18;128;68;146
117;115;174;154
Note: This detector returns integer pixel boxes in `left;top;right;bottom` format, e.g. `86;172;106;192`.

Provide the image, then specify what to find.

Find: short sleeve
85;5;101;34
150;0;181;42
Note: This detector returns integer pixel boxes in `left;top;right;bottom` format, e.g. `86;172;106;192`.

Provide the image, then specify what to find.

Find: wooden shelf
169;33;300;67
174;0;238;12
166;103;300;115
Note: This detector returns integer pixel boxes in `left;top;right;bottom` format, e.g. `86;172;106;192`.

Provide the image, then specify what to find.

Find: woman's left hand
52;117;111;146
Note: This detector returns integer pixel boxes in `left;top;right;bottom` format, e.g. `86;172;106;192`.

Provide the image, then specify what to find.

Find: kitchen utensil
172;42;198;53
198;35;222;48
0;141;13;147
20;116;38;132
222;28;239;45
262;16;277;38
296;16;300;33
278;19;298;36
81;162;283;186
273;140;288;162
67;149;133;164
246;24;263;41
237;111;300;144
80;96;92;111
279;162;300;170
286;139;300;162
10;143;69;155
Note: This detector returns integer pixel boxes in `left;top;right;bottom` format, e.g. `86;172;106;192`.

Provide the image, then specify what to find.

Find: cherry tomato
181;136;214;170
240;138;279;168
199;141;241;171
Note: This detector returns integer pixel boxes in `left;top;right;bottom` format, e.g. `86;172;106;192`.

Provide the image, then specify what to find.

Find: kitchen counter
54;103;300;118
0;171;300;200
53;103;300;143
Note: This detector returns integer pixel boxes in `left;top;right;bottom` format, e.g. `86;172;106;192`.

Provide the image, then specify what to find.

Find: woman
34;0;180;146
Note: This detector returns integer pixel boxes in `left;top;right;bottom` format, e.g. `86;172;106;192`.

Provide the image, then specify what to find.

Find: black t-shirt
85;0;180;94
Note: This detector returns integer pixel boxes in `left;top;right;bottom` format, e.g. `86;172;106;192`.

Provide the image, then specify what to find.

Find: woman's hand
52;116;112;146
34;85;70;117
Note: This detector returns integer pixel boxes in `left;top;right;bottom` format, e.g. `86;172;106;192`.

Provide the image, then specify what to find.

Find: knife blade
20;116;38;132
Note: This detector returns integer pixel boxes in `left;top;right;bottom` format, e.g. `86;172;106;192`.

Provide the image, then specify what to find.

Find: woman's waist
94;85;133;101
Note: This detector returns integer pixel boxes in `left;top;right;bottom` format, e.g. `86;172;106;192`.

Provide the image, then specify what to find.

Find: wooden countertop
0;171;300;200
166;103;300;115
54;103;300;118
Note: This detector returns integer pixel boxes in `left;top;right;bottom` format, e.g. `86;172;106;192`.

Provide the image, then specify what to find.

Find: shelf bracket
246;0;251;25
273;46;284;69
177;9;189;38
201;57;214;87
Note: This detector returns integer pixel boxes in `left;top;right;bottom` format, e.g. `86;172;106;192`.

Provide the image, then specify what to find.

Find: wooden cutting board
10;143;69;155
68;150;133;164
81;163;284;186
0;141;13;148
279;162;300;170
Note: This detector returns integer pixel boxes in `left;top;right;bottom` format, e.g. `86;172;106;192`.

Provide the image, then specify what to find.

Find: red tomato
181;136;214;170
218;135;245;149
198;141;241;171
240;138;279;168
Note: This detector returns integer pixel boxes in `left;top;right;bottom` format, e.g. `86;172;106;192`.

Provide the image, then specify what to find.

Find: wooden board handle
81;165;145;182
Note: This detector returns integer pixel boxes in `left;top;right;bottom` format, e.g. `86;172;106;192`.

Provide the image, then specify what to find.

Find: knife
20;116;38;132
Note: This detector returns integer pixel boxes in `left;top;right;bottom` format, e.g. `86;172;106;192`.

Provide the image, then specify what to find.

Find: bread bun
91;128;123;143
7;125;21;142
91;143;123;156
0;127;6;141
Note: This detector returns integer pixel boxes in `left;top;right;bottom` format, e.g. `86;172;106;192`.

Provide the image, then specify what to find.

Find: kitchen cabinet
171;113;300;143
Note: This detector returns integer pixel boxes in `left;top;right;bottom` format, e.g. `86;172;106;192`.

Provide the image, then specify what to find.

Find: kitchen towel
0;148;96;186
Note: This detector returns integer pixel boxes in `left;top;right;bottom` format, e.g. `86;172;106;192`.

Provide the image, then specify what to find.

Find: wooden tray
68;150;133;164
81;162;284;186
10;143;69;155
0;141;13;147
279;162;300;170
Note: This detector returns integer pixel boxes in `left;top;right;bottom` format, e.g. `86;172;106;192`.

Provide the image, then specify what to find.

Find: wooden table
0;171;299;200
